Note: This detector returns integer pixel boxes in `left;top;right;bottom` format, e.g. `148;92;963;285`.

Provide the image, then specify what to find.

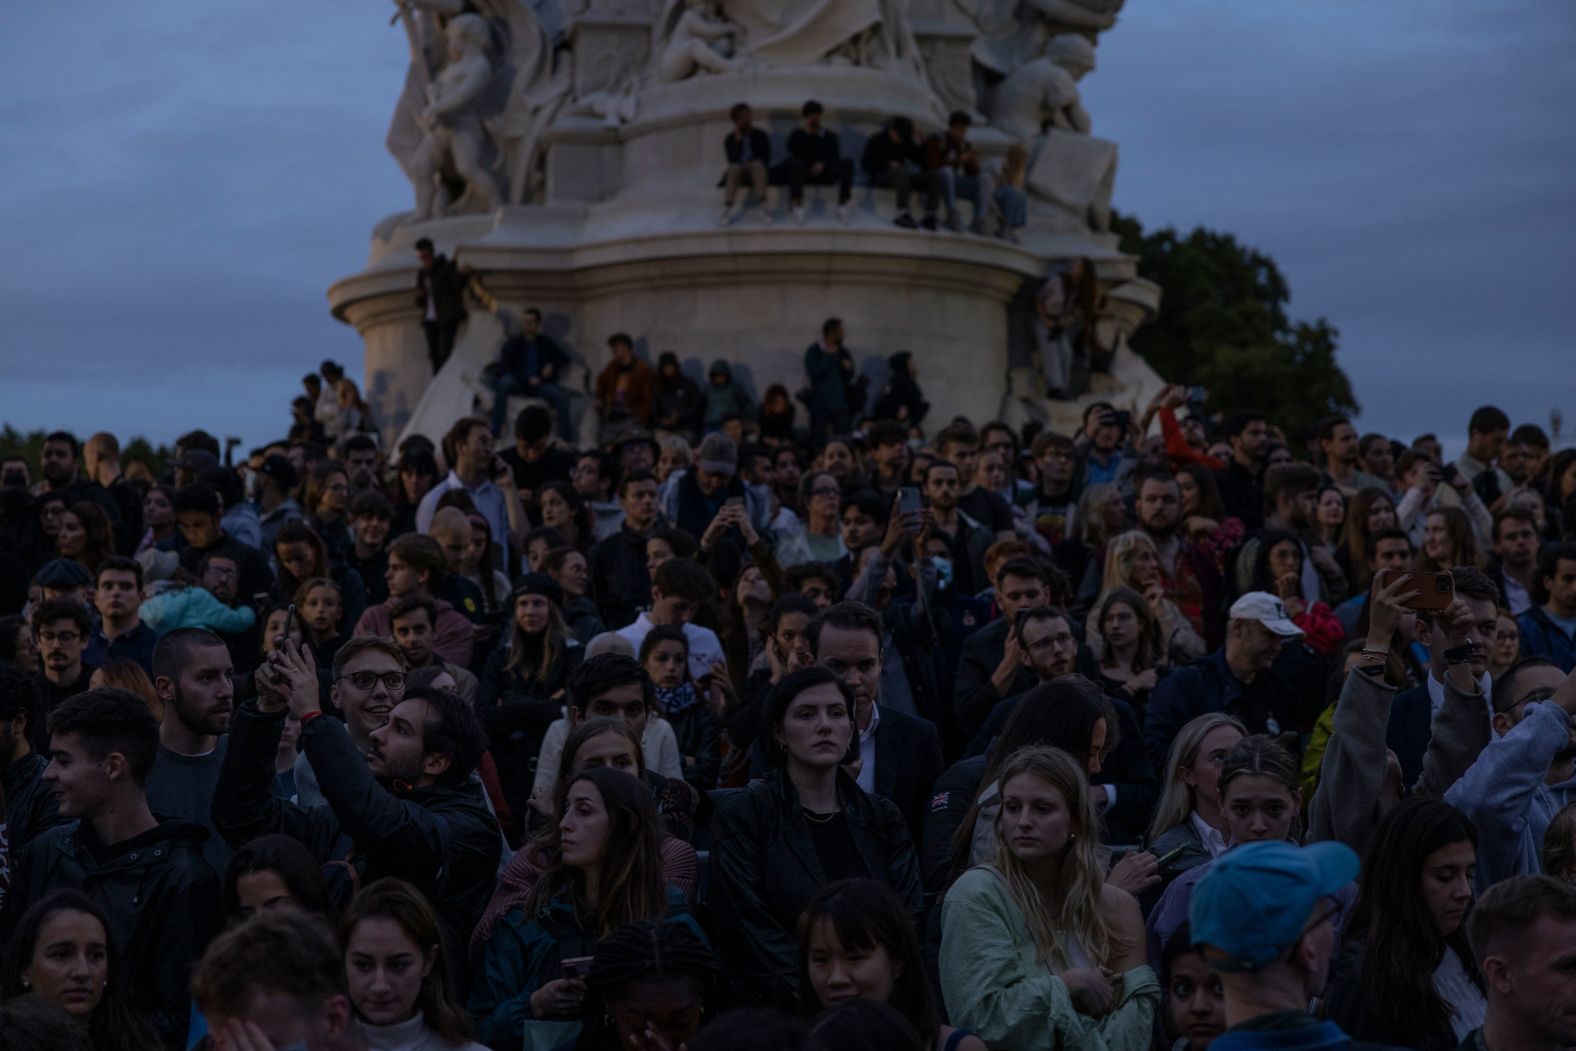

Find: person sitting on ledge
771;100;854;226
720;102;773;226
860;115;938;231
925;111;988;235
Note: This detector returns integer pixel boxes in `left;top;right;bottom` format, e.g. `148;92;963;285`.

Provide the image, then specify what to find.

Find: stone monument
329;0;1165;444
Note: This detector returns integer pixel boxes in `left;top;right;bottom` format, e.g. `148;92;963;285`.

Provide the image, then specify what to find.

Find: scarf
654;681;701;716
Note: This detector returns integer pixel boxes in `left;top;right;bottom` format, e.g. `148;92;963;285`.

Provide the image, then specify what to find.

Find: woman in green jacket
939;746;1158;1050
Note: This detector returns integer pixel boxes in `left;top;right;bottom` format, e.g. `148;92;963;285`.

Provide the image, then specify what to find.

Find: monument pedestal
331;65;1162;445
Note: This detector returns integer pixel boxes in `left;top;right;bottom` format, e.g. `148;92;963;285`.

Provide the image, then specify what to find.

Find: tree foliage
1112;212;1359;440
0;424;171;477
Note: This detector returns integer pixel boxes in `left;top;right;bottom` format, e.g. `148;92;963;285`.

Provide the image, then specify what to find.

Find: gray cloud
1;1;1572;453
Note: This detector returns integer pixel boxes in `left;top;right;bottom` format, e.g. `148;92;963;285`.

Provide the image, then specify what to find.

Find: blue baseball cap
1189;840;1358;971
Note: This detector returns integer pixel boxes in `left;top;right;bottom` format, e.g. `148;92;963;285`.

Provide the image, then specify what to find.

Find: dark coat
416;254;467;323
707;768;923;1009
213;703;502;944
1144;646;1324;774
921;754;985;893
1325;939;1468;1051
953;618;1037;737
476;640;584;829
2;750;65;851
870;352;929;427
654;373;706;435
497;332;569;385
1385;683;1433;792
1519;603;1576;673
873;707;946;849
665;700;723;793
587;524;654;630
2;817;220;1045
722;127;771;168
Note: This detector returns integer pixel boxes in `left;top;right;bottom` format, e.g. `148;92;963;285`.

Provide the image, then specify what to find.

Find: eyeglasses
337;671;407;692
37;630;81;645
1497;685;1555;715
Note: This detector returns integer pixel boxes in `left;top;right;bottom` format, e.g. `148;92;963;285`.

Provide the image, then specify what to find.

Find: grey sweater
1308;669;1490;852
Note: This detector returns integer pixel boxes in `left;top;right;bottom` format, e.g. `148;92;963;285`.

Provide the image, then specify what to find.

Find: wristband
1443;644;1476;667
299;709;325;728
1360;647;1388;658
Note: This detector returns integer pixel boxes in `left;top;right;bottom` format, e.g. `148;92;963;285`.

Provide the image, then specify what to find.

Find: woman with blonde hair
1086;531;1205;664
87;659;162;720
1144;713;1247;884
939;746;1157;1048
336;377;373;434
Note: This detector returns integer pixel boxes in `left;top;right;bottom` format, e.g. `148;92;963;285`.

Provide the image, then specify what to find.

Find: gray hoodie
1446;699;1576;892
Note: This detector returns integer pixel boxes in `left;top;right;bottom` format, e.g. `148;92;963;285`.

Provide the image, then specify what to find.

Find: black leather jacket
2;750;64;851
2;817;221;1046
707;768;923;1009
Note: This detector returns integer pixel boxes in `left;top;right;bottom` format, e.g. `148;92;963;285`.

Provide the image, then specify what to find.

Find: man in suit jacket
808;601;944;847
953;556;1064;737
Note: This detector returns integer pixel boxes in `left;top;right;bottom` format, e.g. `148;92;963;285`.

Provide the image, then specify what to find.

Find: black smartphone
1441;463;1460;483
284;603;305;648
898;487;922;517
1110;410;1132;430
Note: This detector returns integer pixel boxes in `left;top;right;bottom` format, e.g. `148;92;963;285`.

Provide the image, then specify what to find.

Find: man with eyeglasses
1446;656;1576;891
1188;840;1368;1050
215;635;501;941
962;604;1158;845
29;597;95;753
280;635;408;809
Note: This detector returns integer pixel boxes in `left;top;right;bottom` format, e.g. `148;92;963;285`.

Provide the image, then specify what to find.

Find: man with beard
1214;409;1269;531
148;627;236;875
33;431;124;548
953;556;1062;736
286;635;406;808
1134;471;1225;648
339;433;383;497
30;597;95;753
174;483;273;603
922;459;994;598
214;638;500;944
84;557;157;675
1230;462;1335;603
807;601;943;847
0;688;221;1046
1316;415;1385;495
389;595;479;704
0;661;63;851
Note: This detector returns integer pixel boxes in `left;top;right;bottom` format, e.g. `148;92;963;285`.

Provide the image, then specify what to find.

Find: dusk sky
2;1;1572;454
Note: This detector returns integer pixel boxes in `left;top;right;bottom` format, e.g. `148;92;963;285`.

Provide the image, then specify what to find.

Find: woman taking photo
1092;587;1170;714
540;546;607;646
0;890;160;1051
939;746;1156;1048
1085;531;1205;664
340;879;487;1051
470;767;689;1051
1247;529;1343;655
639;626;721;792
1145;714;1247;885
709;667;923;1010
478;573;584;834
799;879;986;1051
1325;797;1484;1050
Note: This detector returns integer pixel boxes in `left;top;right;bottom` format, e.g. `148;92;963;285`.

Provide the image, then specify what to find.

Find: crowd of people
0;338;1575;1051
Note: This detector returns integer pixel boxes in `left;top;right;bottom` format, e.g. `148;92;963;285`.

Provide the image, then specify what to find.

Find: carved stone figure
656;0;743;81
992;33;1092;140
713;0;923;77
957;0;1121;79
386;0;570;223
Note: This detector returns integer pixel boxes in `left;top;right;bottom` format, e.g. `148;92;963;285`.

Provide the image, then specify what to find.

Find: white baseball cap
1229;592;1304;637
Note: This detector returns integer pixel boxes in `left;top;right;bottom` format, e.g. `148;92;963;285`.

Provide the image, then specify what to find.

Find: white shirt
616;612;725;683
1434;945;1487;1040
1190;809;1230;860
856;703;881;794
1503;573;1532;616
532;713;684;792
415;470;510;562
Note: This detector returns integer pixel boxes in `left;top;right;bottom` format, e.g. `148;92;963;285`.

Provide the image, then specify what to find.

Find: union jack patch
929;792;950;812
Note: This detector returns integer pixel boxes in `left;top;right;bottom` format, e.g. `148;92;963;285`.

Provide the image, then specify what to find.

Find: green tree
1112;212;1359;441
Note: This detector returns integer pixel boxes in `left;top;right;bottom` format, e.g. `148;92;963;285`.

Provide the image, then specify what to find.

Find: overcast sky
2;1;1572;454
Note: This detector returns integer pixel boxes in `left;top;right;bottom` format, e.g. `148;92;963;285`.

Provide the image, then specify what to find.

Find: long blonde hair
989;746;1121;969
1100;530;1158;594
1146;712;1247;844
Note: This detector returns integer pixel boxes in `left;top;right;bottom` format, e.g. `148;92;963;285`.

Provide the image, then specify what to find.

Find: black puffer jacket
707;768;923;1009
213;703;502;945
587;525;653;631
2;817;221;1046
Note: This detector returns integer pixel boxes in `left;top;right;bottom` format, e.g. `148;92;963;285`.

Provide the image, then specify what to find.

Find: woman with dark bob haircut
798;879;985;1051
221;832;336;921
0;890;160;1051
707;666;923;1010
